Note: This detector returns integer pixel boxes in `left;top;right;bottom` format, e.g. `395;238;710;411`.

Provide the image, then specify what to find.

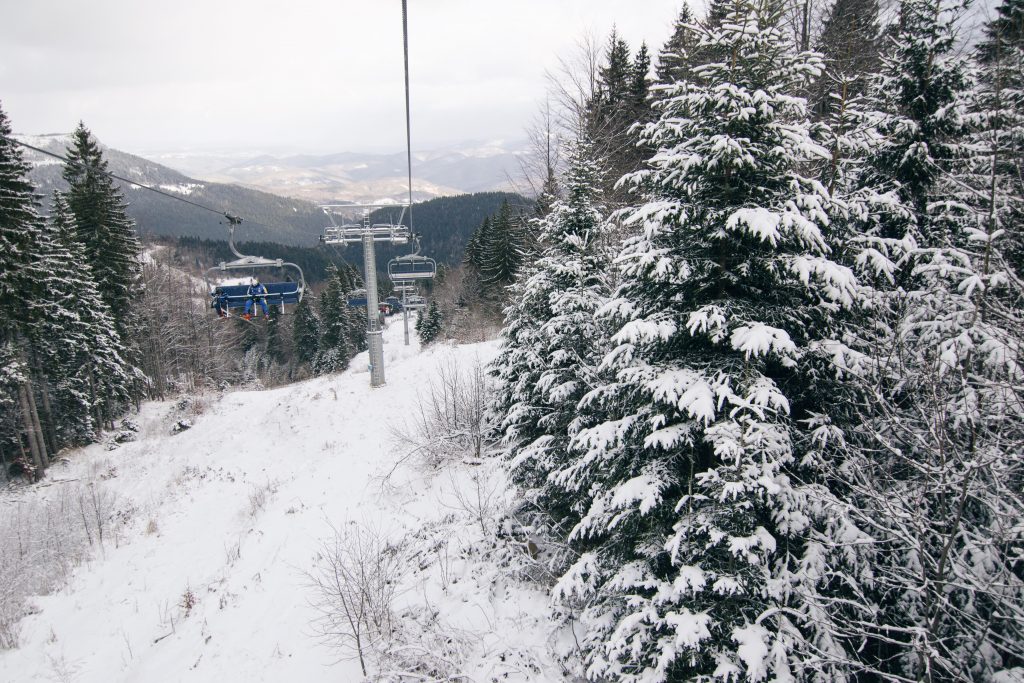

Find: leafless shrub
443;468;504;538
77;483;117;554
370;607;473;682
180;586;197;618
306;521;401;678
0;479;128;648
247;480;278;518
393;358;495;471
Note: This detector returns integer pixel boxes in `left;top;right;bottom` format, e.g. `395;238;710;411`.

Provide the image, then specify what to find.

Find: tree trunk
31;353;59;454
24;377;49;470
18;382;45;478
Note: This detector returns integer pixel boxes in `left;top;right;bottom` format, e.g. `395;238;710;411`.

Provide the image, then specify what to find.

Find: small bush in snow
170;419;192;434
307;521;400;678
247;480;278;518
180;587;196;617
393;358;494;469
0;482;118;648
112;430;136;444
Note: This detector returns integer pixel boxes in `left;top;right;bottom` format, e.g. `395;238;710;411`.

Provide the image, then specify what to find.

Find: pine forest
0;0;1022;680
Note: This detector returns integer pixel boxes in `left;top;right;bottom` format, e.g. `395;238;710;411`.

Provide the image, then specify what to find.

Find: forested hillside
19;134;331;246
21;135;526;265
368;190;530;265
2;0;1022;679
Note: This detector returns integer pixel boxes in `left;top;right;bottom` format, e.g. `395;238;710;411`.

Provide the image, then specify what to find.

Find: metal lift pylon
320;204;410;388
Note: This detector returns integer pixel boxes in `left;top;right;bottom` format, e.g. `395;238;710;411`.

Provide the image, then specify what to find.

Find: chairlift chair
205;215;306;314
387;234;436;281
403;294;427;310
346;288;369;308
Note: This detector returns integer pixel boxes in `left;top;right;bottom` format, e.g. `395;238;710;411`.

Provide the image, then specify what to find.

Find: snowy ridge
0;324;560;682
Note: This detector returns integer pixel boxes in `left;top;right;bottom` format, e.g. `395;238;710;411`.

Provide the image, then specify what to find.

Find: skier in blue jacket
211;287;230;318
243;278;270;320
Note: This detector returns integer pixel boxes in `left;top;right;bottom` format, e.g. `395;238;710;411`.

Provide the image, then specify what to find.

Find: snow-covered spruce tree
491;131;612;542
811;0;882;131
973;0;1024;279
0;102;50;475
813;0;1024;678
463;216;489;274
417;301;443;346
479;200;529;288
62;123;145;398
315;265;354;375
0;104;37;333
292;294;321;372
25;192;133;442
655;4;701;95
550;2;860;679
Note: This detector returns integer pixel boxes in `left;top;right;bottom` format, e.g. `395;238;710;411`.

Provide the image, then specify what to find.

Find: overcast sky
0;0;685;156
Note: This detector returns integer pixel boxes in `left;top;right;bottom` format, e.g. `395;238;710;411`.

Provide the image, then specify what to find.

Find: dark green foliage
28;193;134;441
463;216;488;271
655;4;699;89
479;200;529;287
292;295;321;367
62;123;144;340
417;301;443;345
860;0;969;243
368;191;530;266
316;265;354;374
0;104;40;334
813;0;882;118
973;0;1024;276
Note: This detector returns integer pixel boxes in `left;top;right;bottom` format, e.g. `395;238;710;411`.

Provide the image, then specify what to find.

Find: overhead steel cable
14;139;240;223
401;0;414;235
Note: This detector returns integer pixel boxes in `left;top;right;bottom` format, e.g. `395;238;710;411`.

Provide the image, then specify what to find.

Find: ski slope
0;320;556;682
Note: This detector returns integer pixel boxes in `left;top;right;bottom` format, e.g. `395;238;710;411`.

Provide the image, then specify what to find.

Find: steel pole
363;230;385;387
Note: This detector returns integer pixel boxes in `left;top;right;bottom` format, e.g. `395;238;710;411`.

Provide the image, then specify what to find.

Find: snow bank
0;322;559;682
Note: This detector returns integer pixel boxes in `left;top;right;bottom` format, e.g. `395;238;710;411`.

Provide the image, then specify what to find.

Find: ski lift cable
15;139;313;309
13;139;236;222
402;0;414;235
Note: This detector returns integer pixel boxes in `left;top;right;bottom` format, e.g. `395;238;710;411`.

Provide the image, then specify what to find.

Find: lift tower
320;204;409;387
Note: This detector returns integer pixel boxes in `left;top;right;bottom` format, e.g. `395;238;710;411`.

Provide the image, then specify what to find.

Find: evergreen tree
315;265;354;374
972;0;1024;277
534;166;561;219
593;30;633;120
812;0;882;119
0;102;50;476
417;301;443;346
587;31;654;206
463;216;489;272
263;304;287;365
549;2;858;678
654;4;700;90
479;200;527;287
816;0;1024;677
491;131;611;540
27;192;133;441
0;103;38;335
292;294;321;369
62;123;145;352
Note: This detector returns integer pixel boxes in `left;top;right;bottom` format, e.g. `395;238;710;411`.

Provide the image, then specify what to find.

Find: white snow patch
0;324;561;682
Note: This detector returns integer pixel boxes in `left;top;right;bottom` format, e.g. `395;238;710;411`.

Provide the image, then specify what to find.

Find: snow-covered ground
0;321;558;682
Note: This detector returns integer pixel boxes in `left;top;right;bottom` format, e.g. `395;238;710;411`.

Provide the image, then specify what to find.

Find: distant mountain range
142;140;529;205
15;134;529;262
18;133;331;246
